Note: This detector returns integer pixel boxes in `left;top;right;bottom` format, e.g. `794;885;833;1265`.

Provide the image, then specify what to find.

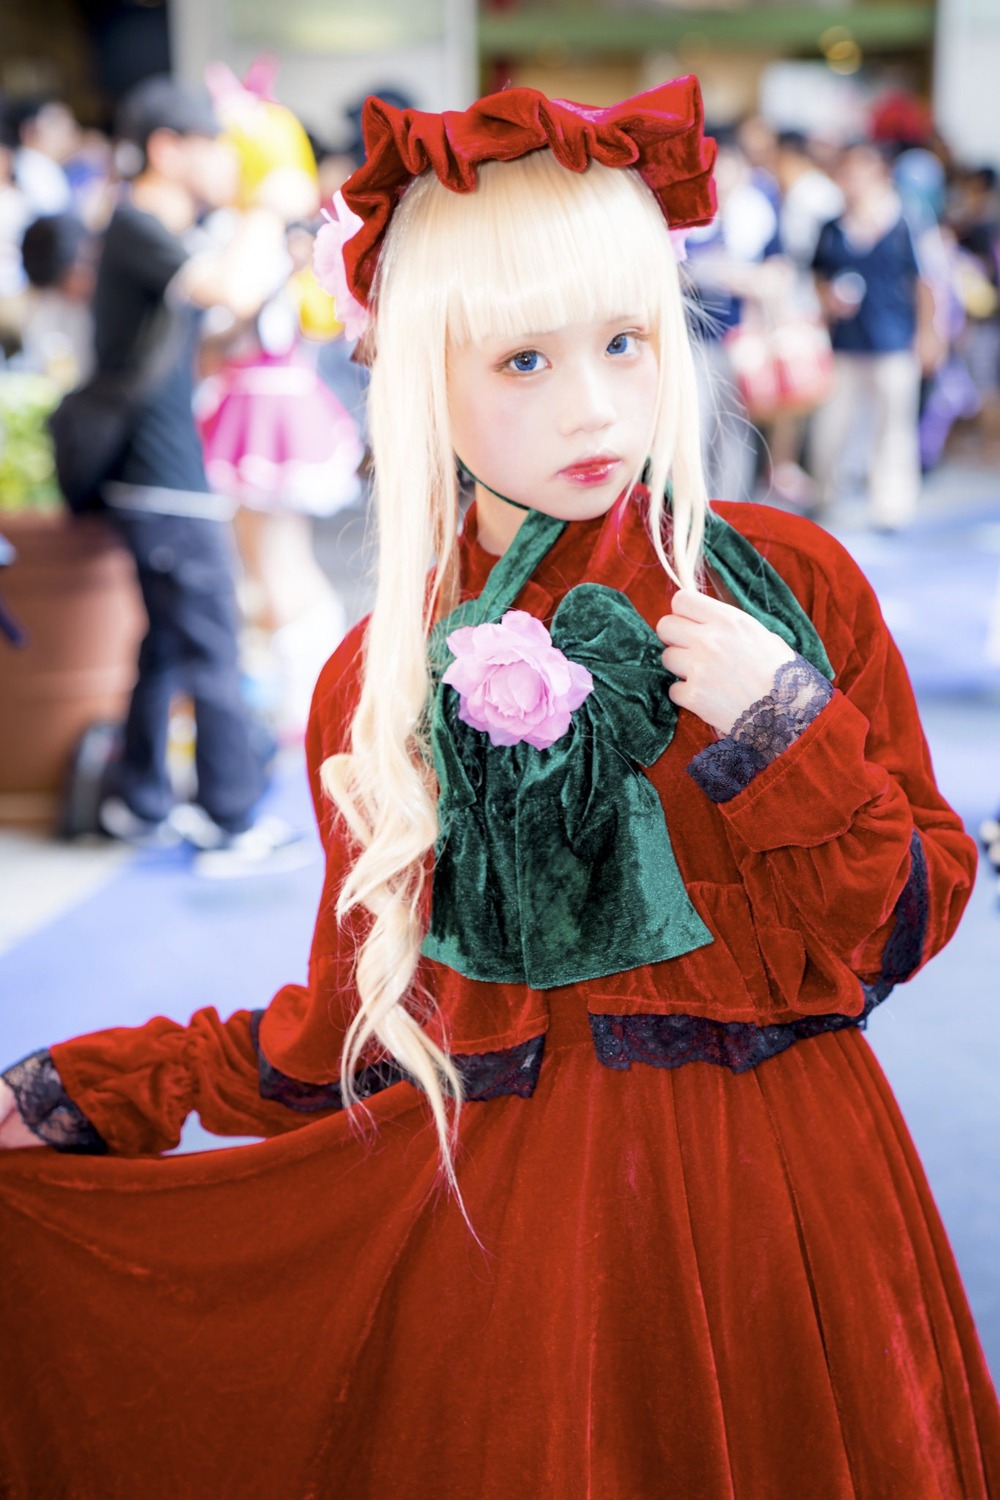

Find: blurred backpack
48;309;180;514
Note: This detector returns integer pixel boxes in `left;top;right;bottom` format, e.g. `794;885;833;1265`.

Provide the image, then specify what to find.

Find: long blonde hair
322;149;711;1196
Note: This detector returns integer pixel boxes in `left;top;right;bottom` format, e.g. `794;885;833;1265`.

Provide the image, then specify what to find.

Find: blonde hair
322;149;710;1197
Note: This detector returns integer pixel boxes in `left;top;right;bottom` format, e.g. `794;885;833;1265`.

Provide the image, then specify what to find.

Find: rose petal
499;610;553;646
539;651;572;697
523;708;572;749
506;661;546;714
564;661;594;711
445;624;479;657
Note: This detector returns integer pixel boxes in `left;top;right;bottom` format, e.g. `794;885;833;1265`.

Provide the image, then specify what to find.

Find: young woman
1;79;997;1499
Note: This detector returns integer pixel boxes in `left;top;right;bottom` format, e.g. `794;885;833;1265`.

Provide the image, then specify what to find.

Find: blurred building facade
170;0;476;141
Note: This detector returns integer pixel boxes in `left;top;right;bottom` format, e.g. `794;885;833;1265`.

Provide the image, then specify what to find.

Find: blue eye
607;332;638;356
508;350;542;373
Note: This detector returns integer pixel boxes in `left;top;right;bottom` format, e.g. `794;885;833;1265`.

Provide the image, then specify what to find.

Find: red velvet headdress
335;76;717;309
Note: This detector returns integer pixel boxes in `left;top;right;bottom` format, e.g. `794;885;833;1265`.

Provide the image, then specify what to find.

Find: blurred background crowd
1;2;999;836
3;31;1000;534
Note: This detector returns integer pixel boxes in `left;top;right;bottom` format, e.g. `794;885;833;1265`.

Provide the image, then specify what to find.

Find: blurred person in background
8;98;75;217
62;127;115;231
949;166;1000;457
89;74;308;874
894;147;982;472
810;141;941;531
196;62;361;740
0;119;31;305
775;131;844;270
734;112;780;210
11;101;115;231
685;127;782;502
765;130;845;508
17;212;96;386
951;166;1000;277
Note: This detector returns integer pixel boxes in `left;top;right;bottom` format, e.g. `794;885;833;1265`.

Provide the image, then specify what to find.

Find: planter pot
0;512;144;828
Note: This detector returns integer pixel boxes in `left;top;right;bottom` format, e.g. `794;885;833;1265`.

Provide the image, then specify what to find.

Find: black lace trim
686;653;835;803
589;1004;874;1075
591;827;930;1074
2;1049;108;1154
251;1012;545;1109
251;1012;401;1111
862;827;929;1001
452;1034;545;1100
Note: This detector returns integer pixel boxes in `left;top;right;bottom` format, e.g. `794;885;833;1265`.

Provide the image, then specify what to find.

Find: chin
547;488;624;522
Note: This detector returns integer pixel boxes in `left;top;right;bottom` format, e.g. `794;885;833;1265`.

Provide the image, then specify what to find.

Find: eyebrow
492;315;647;346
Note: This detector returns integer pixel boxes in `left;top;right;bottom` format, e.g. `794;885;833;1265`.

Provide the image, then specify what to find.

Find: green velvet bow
422;505;833;989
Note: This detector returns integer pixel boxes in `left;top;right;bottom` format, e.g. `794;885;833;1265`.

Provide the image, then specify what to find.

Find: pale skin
448;313;797;730
0;312;796;1150
0;1086;41;1148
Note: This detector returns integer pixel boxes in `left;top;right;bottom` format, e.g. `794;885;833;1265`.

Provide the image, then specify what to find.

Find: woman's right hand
0;1078;46;1149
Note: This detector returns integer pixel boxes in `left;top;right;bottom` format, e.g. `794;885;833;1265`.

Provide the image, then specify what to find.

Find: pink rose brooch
442;609;594;751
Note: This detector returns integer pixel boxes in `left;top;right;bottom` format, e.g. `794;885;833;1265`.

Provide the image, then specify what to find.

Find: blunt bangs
378;151;678;351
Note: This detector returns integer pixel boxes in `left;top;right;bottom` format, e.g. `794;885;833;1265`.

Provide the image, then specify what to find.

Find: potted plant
0;370;143;828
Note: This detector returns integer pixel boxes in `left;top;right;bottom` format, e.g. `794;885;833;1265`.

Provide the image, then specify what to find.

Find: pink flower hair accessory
312;191;370;342
443;610;594;751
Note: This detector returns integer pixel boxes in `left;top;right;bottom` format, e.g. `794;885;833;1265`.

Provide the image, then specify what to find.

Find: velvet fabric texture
427;577;716;984
340;78;717;305
424;502;833;987
1;497;998;1497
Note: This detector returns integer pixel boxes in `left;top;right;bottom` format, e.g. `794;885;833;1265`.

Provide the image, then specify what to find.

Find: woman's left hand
656;588;797;738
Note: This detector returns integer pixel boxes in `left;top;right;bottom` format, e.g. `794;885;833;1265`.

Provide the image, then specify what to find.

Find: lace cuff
251;1012;545;1109
863;827;929;1002
686;653;834;804
2;1049;108;1153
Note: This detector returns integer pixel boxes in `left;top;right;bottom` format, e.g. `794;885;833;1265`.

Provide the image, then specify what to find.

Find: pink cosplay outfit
196;59;364;518
196;297;363;517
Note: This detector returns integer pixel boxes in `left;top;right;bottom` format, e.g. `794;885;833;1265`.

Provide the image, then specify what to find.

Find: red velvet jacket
48;500;977;1154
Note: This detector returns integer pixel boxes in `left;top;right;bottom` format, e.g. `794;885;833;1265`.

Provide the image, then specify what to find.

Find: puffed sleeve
692;523;976;996
2;622;369;1157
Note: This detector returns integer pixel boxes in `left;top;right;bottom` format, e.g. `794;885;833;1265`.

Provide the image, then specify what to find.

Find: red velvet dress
1;500;997;1500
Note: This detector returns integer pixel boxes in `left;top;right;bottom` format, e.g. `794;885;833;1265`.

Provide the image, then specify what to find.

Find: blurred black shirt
92;200;208;493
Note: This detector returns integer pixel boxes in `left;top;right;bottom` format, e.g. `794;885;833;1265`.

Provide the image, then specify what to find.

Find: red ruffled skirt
1;997;998;1498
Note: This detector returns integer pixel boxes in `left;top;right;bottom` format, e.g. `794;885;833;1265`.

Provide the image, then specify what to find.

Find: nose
559;356;616;437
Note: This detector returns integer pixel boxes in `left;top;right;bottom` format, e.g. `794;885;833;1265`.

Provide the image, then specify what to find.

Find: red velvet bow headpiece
339;76;717;307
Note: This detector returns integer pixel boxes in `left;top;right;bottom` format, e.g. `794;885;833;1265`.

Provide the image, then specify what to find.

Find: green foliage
0;372;62;513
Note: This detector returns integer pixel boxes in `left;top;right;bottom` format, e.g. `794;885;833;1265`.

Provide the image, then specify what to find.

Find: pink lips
559;456;621;486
